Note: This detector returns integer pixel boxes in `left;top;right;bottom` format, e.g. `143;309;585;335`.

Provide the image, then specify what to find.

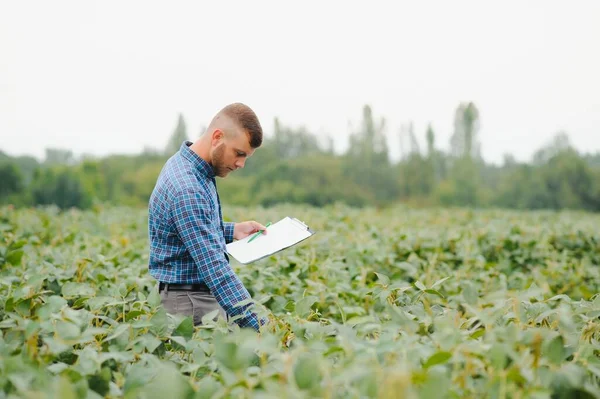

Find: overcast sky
1;0;599;164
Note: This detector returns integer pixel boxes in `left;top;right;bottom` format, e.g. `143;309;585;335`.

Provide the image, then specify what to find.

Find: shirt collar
179;141;215;179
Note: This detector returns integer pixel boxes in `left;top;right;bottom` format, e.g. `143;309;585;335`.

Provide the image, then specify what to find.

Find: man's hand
234;221;268;240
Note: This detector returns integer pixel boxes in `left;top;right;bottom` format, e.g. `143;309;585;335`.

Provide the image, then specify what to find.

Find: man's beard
211;143;230;177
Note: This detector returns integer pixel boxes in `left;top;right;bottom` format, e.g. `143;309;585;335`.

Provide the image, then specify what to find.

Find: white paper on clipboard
226;216;315;264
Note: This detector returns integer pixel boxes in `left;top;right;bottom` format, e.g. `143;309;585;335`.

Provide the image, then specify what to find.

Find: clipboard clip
290;217;310;231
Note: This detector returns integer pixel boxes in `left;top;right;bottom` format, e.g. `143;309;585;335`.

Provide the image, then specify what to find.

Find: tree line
1;103;599;211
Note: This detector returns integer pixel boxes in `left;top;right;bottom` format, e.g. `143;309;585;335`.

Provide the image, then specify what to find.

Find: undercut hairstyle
220;103;263;148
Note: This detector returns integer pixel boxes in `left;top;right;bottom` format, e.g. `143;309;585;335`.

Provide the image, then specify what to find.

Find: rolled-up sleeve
171;189;262;330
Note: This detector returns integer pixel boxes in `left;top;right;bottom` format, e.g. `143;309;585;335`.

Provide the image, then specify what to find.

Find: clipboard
226;216;315;264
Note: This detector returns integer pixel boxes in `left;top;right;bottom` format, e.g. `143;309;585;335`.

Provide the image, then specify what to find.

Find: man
148;103;267;331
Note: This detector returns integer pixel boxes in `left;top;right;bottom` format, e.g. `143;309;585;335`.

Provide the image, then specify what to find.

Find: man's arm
223;222;235;244
171;189;262;330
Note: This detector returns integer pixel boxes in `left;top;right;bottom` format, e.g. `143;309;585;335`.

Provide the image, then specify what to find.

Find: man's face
211;129;255;178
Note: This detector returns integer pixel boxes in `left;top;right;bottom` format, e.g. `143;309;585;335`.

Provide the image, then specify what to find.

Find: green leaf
61;282;96;298
470;329;485;339
140;335;162;353
419;367;451;399
149;308;169;337
9;373;34;392
461;281;478;305
196;376;222;399
0;318;17;328
87;367;111;397
139;363;195;397
374;272;390;286
547;294;571;302
414;281;427;291
294;353;322;390
10;239;27;250
125;310;144;321
357;370;378;398
86;296;112;311
172;316;194;339
123;364;156;395
48;362;69;374
0;223;12;232
201;309;220;325
346;316;376;326
56;321;81;341
424;289;444;298
170;336;187;349
295;296;318;318
214;340;254;371
506;366;527;385
98;351;135;364
544;335;566;365
395;261;417;275
104;323;129;342
74;347;100;376
389;283;412;293
6;249;24;265
55;375;78;399
430;276;451;289
378;288;391;303
422;351;452;368
147;287;161;308
489;343;508;369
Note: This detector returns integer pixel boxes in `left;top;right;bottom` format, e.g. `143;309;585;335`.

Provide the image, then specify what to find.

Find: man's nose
235;159;246;169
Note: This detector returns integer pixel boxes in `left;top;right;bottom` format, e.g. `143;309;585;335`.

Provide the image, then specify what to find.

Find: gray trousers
159;288;227;325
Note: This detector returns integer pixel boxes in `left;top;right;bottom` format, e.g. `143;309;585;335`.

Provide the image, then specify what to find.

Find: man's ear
211;129;224;147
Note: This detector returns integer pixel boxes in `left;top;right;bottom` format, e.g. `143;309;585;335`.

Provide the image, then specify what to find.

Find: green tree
540;149;599;211
343;105;397;204
424;123;437;193
450;102;480;159
0;152;39;185
443;102;483;207
250;155;372;207
426;124;435;158
31;167;92;209
0;162;24;203
532;131;571;165
271;118;322;159
165;113;189;156
237;119;325;178
44;148;74;166
120;162;165;206
77;160;107;204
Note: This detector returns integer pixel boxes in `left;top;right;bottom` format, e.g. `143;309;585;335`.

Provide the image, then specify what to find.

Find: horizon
2;106;599;167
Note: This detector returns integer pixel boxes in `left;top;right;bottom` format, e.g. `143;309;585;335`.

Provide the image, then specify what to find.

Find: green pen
248;222;271;243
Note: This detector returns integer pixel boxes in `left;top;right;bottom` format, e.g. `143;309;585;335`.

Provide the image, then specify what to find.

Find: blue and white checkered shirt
148;141;261;330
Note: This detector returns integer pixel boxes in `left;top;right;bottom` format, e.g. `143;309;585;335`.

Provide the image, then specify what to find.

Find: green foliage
343;105;398;204
251;155;372;207
165;113;189;156
1;204;600;397
120;162;166;207
30;167;93;210
451;102;481;159
271;117;323;159
1;104;599;211
438;157;485;207
0;162;23;202
44;148;75;166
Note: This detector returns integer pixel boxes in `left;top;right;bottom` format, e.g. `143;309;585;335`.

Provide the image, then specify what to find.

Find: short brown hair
220;103;263;148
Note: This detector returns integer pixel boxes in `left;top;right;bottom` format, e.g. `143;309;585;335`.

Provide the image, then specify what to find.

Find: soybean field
1;204;600;398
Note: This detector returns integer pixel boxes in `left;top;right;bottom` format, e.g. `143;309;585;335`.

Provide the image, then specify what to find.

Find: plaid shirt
148;141;261;330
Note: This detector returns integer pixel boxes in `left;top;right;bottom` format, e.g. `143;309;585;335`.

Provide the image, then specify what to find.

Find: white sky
1;0;599;164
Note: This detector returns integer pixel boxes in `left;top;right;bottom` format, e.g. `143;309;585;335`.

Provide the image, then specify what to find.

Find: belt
158;282;209;292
